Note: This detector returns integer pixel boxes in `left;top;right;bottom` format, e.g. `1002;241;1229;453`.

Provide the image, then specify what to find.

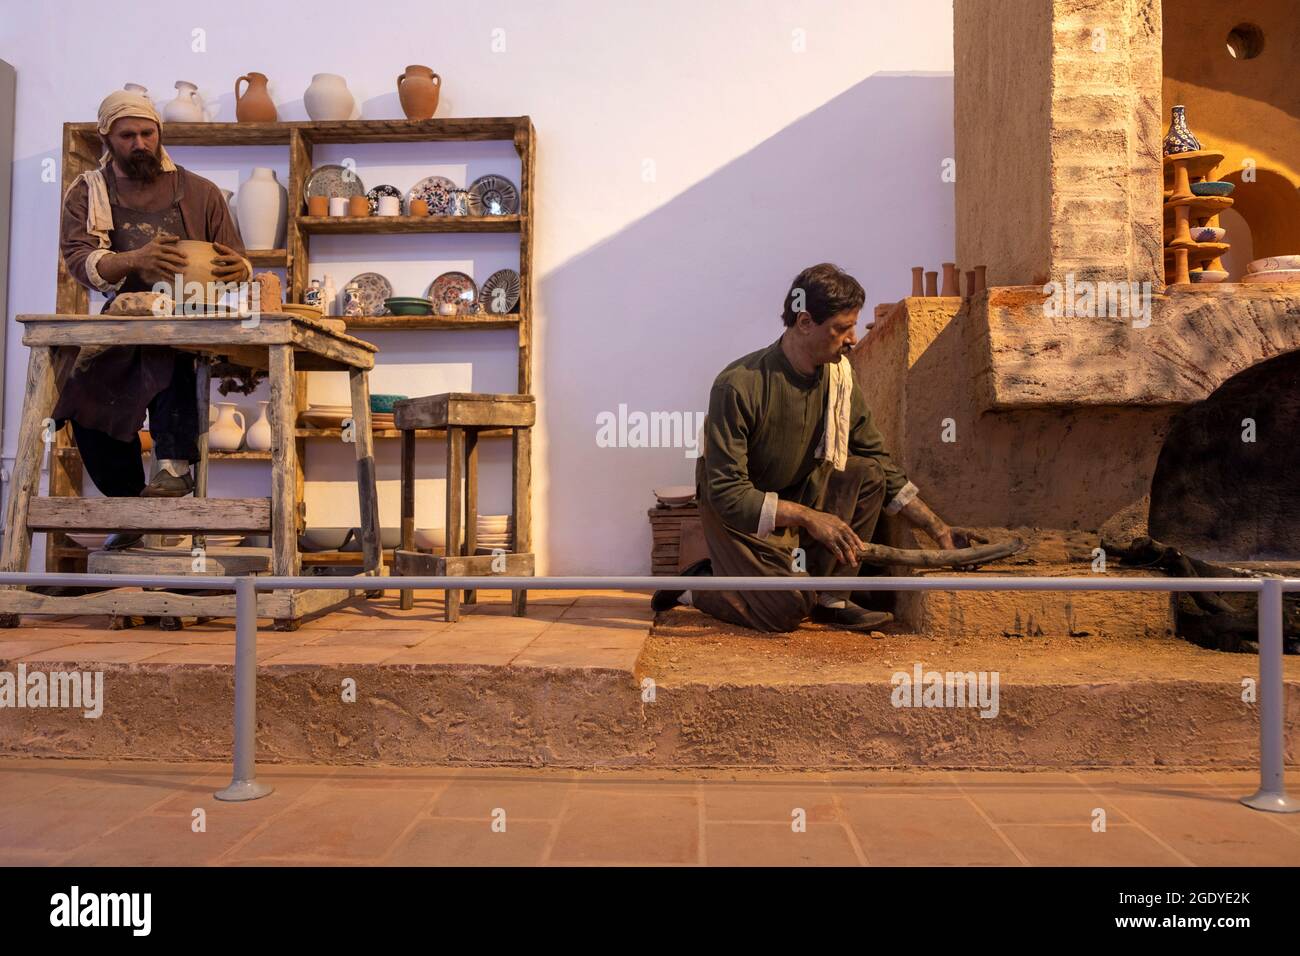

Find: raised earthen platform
1;584;1293;770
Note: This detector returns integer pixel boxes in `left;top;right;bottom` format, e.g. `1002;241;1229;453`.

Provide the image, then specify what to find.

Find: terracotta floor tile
327;767;459;791
429;777;574;820
62;809;267;866
824;769;963;794
0;779;185;852
221;787;432;863
464;603;565;621
999;824;1190;866
444;615;554;638
137;643;289;665
386;818;554;865
839;795;1023;866
304;627;441;648
965;789;1128;826
702;784;838;824
0;848;66;866
384;632;539;666
149;769;331;816
0;638;84;661
570;593;652;607
548;788;700;864
705;822;861;866
511;643;641;671
297;605;450;631
16;642;174;664
0;767;75;801
558;605;655;624
529;624;649;648
1100;792;1300;865
260;645;400;665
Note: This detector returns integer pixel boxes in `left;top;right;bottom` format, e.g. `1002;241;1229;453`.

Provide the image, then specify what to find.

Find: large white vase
304;73;355;121
236;167;287;250
246;401;272;451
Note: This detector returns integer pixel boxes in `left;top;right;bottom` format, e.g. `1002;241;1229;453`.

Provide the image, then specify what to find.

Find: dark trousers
70;354;199;497
693;455;887;633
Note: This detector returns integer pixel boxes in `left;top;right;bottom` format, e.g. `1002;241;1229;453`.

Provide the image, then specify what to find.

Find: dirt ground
642;606;1298;686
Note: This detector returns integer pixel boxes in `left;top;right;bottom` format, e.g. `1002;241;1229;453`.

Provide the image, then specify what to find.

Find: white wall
0;0;955;573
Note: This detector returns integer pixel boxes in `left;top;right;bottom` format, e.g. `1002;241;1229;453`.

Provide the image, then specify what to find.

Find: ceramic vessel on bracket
1162;105;1202;155
304;73;355;121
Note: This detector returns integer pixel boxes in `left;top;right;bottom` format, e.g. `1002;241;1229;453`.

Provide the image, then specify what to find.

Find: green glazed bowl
370;394;408;414
384;296;433;316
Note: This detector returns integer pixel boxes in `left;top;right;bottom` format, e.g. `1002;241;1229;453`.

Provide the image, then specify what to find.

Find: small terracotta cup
409;198;429;217
307;195;329;217
348;195;370;217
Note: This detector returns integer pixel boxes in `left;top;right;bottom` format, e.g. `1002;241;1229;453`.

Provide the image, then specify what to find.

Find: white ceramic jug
210;403;246;451
236;167;287;249
246;401;273;451
162;80;206;122
304;73;355;121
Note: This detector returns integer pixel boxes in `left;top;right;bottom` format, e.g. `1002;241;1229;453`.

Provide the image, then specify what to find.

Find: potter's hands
211;241;250;282
123;232;188;286
800;509;865;567
935;526;987;551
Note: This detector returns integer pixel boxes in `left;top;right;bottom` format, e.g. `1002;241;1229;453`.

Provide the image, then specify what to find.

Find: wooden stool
393;393;534;621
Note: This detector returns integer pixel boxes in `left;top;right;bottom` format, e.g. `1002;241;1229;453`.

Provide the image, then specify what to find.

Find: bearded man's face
105;118;163;182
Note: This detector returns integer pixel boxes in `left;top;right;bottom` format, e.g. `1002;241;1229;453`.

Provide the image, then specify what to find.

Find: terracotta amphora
235;72;277;122
397;65;441;120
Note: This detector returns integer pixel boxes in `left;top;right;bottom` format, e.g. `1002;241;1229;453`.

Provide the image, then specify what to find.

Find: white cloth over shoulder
815;354;853;472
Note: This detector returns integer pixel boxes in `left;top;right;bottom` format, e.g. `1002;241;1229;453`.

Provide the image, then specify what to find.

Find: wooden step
28;497;271;533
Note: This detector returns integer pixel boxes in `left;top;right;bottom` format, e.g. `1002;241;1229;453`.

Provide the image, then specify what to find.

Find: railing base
215;778;275;802
1239;790;1300;813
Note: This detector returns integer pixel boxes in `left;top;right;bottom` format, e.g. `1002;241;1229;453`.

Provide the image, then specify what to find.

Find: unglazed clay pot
210;403;246;452
236;167;287;249
246;401;272;451
235;72;277;122
397;65;441;120
304;73;355;121
162;80;206;122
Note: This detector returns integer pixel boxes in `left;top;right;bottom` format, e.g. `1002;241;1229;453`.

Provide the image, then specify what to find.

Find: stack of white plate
476;514;513;550
1244;256;1300;284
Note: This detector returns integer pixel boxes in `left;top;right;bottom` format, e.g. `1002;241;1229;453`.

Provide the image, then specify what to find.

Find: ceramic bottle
236;167;288;250
246;401;273;451
1162;105;1202;155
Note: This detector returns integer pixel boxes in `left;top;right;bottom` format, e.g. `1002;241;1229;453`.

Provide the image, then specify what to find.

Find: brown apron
52;168;192;442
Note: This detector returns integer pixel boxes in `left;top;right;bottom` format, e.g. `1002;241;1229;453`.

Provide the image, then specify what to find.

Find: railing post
215;576;273;802
1241;577;1298;813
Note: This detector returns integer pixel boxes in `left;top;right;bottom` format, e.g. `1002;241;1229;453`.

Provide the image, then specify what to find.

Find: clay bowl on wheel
172;240;235;305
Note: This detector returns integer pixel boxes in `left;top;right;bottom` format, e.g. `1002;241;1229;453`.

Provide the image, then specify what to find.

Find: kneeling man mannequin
653;263;971;632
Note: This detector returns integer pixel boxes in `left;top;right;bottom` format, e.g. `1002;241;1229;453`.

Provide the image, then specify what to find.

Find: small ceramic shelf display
1162;105;1232;285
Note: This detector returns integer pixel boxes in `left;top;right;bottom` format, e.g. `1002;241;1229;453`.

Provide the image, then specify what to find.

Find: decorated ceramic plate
1242;269;1300;284
303;164;366;204
467;174;519;216
347;272;393;316
365;184;403;216
477;268;521;314
427;271;478;314
407;175;457;215
1247;256;1300;274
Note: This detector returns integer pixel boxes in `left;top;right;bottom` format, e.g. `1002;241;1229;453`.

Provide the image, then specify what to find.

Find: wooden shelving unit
49;116;536;572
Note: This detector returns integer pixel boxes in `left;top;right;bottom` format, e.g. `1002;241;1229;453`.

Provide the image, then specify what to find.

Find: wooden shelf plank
296;426;514;440
210;450;273;460
298;215;520;235
68;117;529;147
247;248;288;267
343;312;521;331
29;497;271;533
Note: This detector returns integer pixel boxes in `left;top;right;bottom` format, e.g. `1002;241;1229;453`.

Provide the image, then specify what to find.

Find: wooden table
0;313;381;629
393;393;535;621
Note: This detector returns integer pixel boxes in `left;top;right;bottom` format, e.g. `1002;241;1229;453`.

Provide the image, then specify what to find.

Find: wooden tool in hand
854;537;1026;569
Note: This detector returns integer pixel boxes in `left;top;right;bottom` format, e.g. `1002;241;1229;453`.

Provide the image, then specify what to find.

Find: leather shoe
140;470;194;498
651;558;712;612
811;602;894;631
104;532;144;551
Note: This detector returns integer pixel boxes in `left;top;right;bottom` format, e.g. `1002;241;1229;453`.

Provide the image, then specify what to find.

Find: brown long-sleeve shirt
60;164;245;295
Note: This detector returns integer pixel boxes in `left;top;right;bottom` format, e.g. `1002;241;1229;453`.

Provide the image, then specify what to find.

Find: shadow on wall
538;73;955;573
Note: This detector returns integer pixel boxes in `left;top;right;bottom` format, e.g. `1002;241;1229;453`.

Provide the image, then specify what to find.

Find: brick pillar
956;0;1164;288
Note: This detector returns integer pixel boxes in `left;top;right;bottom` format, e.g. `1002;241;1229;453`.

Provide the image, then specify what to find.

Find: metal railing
0;571;1295;812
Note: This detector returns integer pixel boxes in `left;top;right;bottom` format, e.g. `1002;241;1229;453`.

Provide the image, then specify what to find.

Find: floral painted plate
406;175;457;215
347;272;393;316
427;271;478;314
477;268;520;314
365;184;403;216
467;174;519;216
303;164;366;204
